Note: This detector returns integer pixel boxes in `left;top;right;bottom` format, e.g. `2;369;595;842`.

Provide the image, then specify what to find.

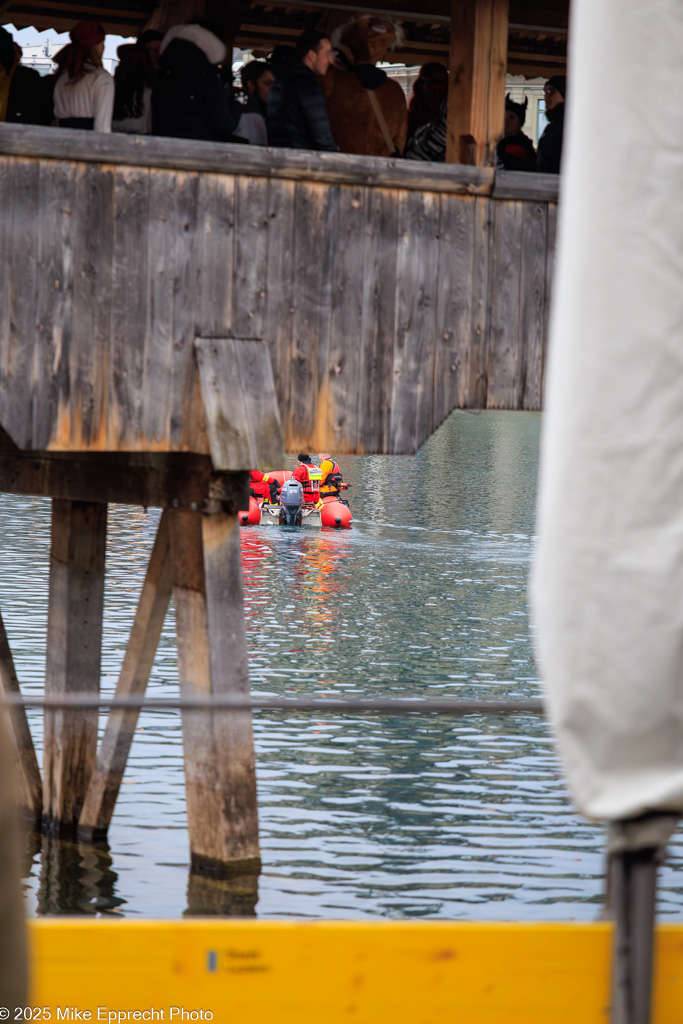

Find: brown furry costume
322;16;408;157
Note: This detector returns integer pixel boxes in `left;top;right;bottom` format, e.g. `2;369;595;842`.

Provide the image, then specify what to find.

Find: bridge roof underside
3;0;568;76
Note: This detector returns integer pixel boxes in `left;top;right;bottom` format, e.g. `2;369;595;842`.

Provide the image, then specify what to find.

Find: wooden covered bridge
0;0;567;879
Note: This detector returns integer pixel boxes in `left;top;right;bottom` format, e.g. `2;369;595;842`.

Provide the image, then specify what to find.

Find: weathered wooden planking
286;182;332;451
357;187;398;454
141;170;176;446
518;202;548;410
434;194;476;424
389;189;440;453
540;202;558;409
325;184;365;454
167;172;205;453
486;200;523;409
168;507;260;874
466;196;493;407
7;158;40;450
196;173;235;338
109;166;148;450
67;161;115;450
78;512;173;841
493;170;560;202
43;500;107;835
0;143;559;458
0;158;12;395
0;609;42;822
195;338;283;470
31;160;76;450
263;177;296;446
0;123;495;195
233;176;268;340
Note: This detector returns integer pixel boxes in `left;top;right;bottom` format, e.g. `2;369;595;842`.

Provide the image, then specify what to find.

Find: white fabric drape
532;0;683;822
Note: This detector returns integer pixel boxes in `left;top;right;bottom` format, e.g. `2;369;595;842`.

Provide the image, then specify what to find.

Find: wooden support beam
43;500;107;836
447;0;509;166
169;506;260;877
0;610;42;823
0;440;249;513
78;513;173;842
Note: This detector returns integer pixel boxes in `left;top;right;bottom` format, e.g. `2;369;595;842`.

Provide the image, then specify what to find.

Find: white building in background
20;39;117;75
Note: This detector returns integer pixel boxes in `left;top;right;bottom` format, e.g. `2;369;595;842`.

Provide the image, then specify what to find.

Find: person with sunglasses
537;75;566;174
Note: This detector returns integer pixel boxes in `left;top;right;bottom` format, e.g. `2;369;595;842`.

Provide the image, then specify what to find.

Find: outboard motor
279;479;304;526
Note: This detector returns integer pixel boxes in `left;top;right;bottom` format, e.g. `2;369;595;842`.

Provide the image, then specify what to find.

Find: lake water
5;410;683;919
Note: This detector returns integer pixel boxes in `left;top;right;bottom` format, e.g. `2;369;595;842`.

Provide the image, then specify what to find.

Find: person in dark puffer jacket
267;30;337;151
537;75;566;174
0;27;51;125
152;23;238;142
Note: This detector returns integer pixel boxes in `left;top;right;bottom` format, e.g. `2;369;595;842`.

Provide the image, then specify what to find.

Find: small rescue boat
239;471;352;529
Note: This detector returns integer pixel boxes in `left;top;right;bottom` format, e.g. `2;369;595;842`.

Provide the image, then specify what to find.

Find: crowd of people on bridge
0;19;565;173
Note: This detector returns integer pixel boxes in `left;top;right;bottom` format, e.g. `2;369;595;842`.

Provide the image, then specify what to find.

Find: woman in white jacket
53;21;114;132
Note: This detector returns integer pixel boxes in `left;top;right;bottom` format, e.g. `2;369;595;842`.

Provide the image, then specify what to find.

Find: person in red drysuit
292;454;323;505
249;469;280;504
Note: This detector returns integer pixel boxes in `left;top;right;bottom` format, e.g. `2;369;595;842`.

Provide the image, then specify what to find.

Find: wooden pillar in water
43;500;107;835
79;512;173;841
169;503;260;876
447;0;509;165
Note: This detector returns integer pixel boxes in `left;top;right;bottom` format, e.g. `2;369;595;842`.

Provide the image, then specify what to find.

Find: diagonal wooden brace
0;610;42;823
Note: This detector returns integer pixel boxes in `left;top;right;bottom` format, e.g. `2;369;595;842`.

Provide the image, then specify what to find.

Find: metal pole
609;846;658;1024
607;815;677;1024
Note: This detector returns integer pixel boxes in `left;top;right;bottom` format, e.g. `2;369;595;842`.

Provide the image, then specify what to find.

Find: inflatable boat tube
239;496;262;527
320;495;352;529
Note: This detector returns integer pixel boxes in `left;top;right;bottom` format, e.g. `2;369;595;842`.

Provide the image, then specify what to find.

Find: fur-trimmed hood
160;23;226;66
330;15;404;65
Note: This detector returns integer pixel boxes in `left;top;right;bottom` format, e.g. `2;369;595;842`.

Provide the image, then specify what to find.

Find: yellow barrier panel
24;919;683;1024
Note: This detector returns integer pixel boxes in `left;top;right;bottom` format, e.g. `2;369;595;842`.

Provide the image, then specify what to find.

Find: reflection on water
21;832;125;916
185;872;259;917
3;411;683;919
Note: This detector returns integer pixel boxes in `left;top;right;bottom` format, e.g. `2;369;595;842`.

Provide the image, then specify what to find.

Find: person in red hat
53;21;114;132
